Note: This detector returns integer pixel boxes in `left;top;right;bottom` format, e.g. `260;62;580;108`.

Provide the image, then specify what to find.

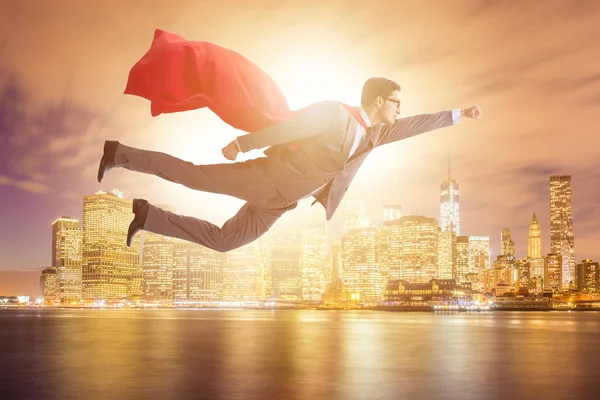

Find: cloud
0;175;49;194
0;69;124;196
59;190;84;200
2;0;600;268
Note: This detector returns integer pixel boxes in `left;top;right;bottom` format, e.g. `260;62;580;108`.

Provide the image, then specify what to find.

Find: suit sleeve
378;110;455;146
236;102;344;152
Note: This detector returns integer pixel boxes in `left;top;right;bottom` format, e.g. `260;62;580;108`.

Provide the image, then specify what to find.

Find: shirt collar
357;106;372;128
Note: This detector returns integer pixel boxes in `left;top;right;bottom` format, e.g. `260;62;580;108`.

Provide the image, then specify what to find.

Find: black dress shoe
97;141;120;183
127;199;149;247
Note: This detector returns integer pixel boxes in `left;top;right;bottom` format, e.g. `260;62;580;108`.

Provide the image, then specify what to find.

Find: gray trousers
114;143;297;252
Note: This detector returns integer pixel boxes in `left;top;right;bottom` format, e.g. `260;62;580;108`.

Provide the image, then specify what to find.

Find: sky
1;0;600;274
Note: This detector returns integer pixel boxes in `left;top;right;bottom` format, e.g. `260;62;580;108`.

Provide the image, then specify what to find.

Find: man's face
377;90;401;125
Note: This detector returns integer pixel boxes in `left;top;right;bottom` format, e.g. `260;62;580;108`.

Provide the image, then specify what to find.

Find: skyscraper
469;236;490;273
437;230;456;280
383;221;401;281
341;227;382;301
387;216;439;282
527;213;544;278
142;205;176;302
376;228;390;287
440;174;460;235
331;239;343;287
383;205;402;223
82;190;141;301
173;240;223;302
550;175;575;289
52;217;82;302
39;267;58;304
342;198;368;231
299;221;328;301
501;228;515;257
456;236;470;283
576;260;599;293
528;213;542;259
222;240;265;301
143;234;175;302
269;228;301;300
544;253;562;292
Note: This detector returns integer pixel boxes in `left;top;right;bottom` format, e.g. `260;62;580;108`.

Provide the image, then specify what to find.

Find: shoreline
2;305;599;312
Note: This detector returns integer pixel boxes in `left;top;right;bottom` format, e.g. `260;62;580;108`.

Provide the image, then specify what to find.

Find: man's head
361;77;401;125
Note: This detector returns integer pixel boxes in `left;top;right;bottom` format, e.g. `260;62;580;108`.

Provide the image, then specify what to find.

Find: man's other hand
222;140;240;161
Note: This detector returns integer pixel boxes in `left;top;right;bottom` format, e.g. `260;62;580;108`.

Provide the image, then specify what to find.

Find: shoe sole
97;157;105;183
128;200;144;247
97;141;117;183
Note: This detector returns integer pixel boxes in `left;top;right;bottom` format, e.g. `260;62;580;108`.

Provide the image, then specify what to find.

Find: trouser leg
114;143;283;206
143;201;297;252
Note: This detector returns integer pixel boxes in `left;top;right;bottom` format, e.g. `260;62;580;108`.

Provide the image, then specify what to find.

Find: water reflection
1;310;600;400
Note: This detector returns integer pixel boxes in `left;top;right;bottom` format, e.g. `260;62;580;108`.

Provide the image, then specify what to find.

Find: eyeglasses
382;97;401;108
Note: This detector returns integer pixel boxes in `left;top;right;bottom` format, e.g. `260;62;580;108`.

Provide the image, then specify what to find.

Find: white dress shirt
347;106;372;159
300;106;371;199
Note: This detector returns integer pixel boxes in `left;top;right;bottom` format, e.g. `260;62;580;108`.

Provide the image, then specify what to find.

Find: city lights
29;174;600;311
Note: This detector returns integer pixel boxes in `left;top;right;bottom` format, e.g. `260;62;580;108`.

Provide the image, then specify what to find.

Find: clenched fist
461;105;482;119
222;140;240;161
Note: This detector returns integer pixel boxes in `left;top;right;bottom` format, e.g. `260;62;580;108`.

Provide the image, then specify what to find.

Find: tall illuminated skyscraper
383;205;402;223
331;239;343;287
528;213;542;259
82;190;141;301
173;240;223;302
143;234;174;301
550;175;575;289
544;253;562;292
223;240;265;301
142;205;175;302
52;217;82;302
269;228;301;300
257;236;272;300
501;228;515;257
39;267;58;304
341;227;382;301
377;228;390;287
455;236;470;282
440;172;460;235
437;230;456;280
469;236;490;273
383;221;401;281
527;213;544;278
343;198;368;231
576;260;599;292
387;216;439;282
299;221;328;301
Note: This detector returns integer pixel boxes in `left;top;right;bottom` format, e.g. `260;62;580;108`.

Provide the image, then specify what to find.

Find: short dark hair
360;77;401;107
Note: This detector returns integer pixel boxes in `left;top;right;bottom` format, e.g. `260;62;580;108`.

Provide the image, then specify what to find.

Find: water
1;309;600;400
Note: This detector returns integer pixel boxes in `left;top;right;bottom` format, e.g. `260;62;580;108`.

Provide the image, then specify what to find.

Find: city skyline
30;173;595;303
2;170;595;273
31;174;585;300
1;171;596;299
2;0;600;272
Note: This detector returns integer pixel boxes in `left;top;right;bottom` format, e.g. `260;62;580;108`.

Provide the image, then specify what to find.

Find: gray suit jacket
236;101;455;220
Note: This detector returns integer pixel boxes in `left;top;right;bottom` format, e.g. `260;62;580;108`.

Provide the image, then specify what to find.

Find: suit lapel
341;117;358;161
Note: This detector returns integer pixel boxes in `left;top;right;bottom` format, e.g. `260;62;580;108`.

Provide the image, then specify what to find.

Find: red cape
124;29;367;133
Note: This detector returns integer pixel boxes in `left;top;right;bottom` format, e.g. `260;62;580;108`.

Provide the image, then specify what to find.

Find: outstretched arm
222;101;345;160
378;105;481;146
